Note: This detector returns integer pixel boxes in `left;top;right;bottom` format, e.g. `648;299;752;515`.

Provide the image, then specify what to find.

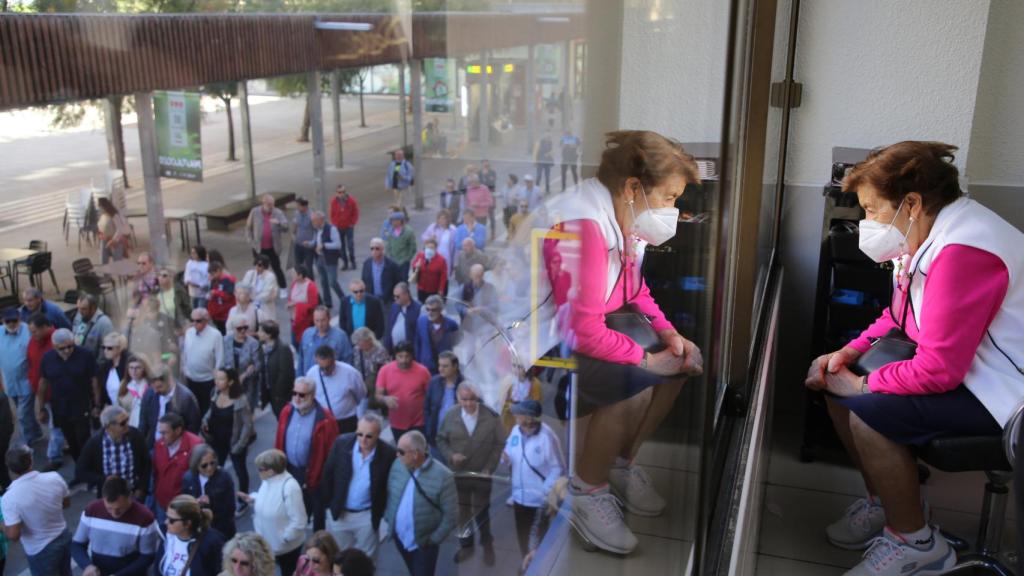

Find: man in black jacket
338;279;386;341
256;320;295;417
320;412;396;559
137;364;201;450
76;406;150;499
361;237;401;303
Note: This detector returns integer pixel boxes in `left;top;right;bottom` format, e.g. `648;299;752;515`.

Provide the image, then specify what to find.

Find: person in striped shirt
71;476;161;576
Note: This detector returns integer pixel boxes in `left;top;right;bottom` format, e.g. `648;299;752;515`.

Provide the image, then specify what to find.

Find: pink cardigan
847;244;1009;395
549;219;674;365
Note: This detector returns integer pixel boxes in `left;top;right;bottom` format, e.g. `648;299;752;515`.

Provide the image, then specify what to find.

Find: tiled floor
754;411;1020;574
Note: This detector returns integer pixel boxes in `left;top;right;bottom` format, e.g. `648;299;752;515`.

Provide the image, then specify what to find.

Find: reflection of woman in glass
548;130;704;555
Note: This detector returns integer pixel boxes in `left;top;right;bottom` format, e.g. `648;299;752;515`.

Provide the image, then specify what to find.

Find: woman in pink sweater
544;131;704;555
805;141;1024;576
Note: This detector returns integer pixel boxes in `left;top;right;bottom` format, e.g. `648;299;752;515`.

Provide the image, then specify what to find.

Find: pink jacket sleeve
568;220;673;365
865;244;1009;395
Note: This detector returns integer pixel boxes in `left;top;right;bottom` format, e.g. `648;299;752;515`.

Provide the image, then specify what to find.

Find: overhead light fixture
537;16;570;24
314;21;374;32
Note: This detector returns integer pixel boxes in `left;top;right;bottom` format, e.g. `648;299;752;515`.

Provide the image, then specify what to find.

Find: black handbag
850;282;917;376
604;257;664;353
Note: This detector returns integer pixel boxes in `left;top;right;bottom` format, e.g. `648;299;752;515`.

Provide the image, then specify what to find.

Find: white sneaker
569;485;638;554
843;527;955;575
608;464;666;517
827;498;886;550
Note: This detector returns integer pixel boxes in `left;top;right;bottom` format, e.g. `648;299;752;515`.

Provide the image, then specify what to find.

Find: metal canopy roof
0;11;583;110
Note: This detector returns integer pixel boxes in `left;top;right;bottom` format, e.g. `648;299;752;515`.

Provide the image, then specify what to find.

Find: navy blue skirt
575;353;676;416
831;384;1001;445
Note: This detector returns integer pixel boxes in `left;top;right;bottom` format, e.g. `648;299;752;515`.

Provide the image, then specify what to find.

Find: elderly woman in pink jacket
805;141;1024;576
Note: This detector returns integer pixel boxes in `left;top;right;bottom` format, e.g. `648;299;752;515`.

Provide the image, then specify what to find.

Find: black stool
917;435;1014;575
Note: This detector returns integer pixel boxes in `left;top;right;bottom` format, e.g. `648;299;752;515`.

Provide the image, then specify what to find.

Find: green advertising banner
424;58;454;112
154;91;203;182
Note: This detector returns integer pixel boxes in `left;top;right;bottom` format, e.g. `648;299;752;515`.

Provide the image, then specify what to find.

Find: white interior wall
785;1;990;186
618;0;729;143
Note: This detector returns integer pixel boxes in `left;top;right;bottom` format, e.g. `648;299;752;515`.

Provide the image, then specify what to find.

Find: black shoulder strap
410;470;442;512
521;435;546;482
318;369;334;415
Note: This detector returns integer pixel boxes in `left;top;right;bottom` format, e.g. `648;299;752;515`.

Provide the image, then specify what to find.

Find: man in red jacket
205;261;236;334
330;185;360;271
152;412;203;525
275;376;339;531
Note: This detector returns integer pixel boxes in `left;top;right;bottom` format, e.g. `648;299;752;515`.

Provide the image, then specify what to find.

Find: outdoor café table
124;208;201;252
0;248;39;295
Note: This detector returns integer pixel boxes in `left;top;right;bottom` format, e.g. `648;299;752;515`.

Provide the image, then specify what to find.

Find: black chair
72;258;115;293
16;252;59;293
75;273;115;312
917;420;1018;575
13;240;50;274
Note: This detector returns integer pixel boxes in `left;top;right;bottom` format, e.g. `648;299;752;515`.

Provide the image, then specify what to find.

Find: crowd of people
0;131;725;576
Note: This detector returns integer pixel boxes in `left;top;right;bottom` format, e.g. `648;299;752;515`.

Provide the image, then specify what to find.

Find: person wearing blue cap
502;399;564;570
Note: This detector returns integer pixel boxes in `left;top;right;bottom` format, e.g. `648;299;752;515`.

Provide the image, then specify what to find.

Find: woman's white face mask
858;197;913;263
630;186;679;246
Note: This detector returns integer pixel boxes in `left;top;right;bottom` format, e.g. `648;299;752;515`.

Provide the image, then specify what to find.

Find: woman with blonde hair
293;531;341;576
237;449;306;576
220;532;275;576
117;352;151;427
157;494;226;576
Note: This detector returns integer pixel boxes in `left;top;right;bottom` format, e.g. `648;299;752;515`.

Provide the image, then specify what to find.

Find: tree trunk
223;96;236;161
299;99;311;142
359;81;367;128
106;96;129;188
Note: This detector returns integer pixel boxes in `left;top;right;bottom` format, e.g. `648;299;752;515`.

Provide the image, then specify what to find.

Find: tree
202;82;239;160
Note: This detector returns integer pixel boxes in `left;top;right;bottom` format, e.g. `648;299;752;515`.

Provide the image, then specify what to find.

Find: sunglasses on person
102;345;117;351
3;318;17;325
351;289;365;294
235;326;249;331
166;516;185;525
200;461;216;470
230;557;251;567
292;390;311;398
370;246;383;251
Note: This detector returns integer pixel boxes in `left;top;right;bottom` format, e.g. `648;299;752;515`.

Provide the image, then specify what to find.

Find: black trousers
186;378;214;418
337;415;358;435
456;476;493;547
396;538;440;576
57;417;91;463
513;503;551;557
276;546;302;576
255;248;287;288
561;163;579;190
287;463;326;531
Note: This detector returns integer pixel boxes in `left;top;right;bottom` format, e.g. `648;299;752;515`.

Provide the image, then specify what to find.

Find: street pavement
0;106;570;575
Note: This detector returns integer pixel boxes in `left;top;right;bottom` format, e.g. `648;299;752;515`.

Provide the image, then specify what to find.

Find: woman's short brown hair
304;530;341;560
842;141;962;215
596;130;699;195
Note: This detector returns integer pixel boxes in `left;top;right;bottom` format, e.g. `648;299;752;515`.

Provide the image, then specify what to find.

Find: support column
411;58;425;210
103;96;128;188
399;61;408;148
479;50;490;159
581;0;623;169
331;70;344;169
308;71;327;213
562;40;572;131
526;44;536;155
134;92;169;266
239;80;256;201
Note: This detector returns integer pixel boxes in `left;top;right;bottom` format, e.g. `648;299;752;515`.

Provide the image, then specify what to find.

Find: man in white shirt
2;444;72;576
181;308;223;416
435;382;506;565
308;345;367;434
